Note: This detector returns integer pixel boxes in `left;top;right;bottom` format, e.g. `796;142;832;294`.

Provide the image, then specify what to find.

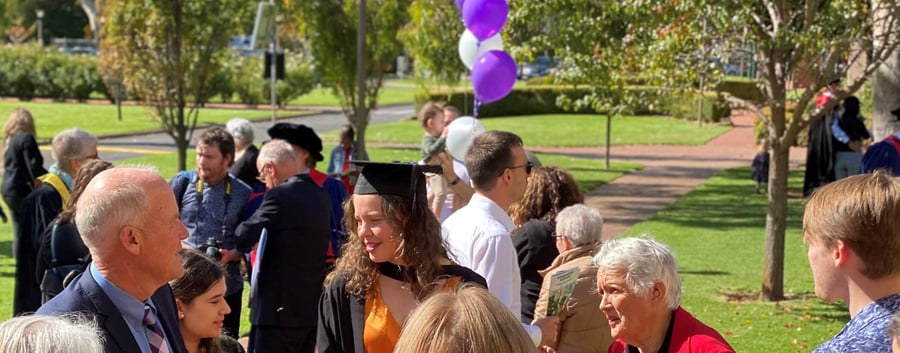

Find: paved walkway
529;110;807;237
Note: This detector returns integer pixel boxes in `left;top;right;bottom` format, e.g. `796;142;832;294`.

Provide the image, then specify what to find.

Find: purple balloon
462;0;508;41
471;50;517;104
455;0;465;10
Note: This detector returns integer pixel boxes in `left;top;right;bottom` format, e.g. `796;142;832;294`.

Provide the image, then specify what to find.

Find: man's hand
219;249;243;265
848;139;862;152
532;316;560;347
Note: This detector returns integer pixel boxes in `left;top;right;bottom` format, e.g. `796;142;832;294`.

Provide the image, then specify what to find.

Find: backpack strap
171;170;196;211
35;173;70;208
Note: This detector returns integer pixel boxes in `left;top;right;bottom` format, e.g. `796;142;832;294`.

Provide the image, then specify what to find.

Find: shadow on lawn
680;269;730;276
642;167;806;231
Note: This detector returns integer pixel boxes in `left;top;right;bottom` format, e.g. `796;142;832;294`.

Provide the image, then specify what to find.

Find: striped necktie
143;303;171;353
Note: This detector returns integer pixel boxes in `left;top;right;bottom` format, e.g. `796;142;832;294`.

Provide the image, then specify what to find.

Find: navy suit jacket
235;174;332;328
37;269;188;353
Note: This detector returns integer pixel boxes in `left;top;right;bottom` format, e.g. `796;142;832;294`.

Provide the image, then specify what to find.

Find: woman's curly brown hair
509;166;583;228
327;194;450;301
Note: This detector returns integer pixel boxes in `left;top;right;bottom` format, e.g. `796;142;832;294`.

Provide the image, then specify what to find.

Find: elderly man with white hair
534;204;614;353
595;237;735;353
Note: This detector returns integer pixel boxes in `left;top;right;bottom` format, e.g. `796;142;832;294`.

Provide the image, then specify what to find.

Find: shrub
718;78;765;104
0;44;105;101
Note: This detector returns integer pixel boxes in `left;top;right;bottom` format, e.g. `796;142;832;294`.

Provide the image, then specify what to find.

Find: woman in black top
833;96;871;180
1;108;47;227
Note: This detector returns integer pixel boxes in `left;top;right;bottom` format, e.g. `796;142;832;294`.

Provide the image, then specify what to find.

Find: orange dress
362;277;462;353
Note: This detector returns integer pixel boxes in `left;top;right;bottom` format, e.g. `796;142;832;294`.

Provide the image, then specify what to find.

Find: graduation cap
267;123;325;162
351;161;442;211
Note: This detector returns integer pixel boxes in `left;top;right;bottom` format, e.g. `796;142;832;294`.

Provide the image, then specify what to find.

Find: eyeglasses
500;161;534;176
256;164;269;182
552;232;567;239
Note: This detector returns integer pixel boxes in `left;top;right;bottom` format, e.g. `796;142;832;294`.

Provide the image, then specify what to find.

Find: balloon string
473;99;481;119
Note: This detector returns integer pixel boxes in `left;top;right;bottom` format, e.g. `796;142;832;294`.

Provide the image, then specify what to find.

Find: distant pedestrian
226;117;264;192
2;108;47;228
861;107;900;175
751;140;770;194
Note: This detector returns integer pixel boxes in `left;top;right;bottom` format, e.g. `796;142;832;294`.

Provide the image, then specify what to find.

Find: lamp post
36;9;44;46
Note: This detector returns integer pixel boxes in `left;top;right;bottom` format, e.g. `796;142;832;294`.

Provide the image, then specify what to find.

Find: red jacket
608;307;735;353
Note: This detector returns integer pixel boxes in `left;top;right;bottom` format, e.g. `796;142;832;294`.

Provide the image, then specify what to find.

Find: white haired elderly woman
0;314;103;353
534;204;614;353
595;237;734;353
226;117;262;190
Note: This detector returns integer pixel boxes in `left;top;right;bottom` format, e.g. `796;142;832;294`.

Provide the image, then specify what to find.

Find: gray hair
592;236;682;309
555;204;604;247
76;168;150;249
226;118;255;146
258;139;297;166
51;128;97;171
0;314;104;353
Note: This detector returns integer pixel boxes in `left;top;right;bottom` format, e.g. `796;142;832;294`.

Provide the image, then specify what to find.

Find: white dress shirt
442;193;542;345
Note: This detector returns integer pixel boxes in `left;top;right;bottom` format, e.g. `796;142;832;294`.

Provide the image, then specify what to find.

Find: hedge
0;44;314;106
0;44;104;101
422;85;731;122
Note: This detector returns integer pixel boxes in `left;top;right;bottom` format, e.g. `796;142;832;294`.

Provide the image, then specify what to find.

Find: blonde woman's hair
0;314;104;353
1;108;38;169
394;285;535;353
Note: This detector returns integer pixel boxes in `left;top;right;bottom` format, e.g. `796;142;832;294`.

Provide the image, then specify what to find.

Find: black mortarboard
268;123;325;162
352;161;442;210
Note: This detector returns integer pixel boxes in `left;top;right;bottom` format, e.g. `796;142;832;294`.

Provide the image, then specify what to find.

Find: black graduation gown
316;265;487;353
804;112;836;197
14;183;63;314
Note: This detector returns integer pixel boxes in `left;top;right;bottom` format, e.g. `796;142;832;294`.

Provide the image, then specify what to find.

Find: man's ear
120;225;142;255
651;281;667;304
833;240;851;267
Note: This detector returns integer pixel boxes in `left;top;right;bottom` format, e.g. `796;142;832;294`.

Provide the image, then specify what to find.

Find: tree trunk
761;140;789;300
176;136;189;172
872;45;900;142
605;113;611;169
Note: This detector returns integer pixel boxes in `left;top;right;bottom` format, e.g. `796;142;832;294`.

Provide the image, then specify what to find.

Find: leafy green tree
631;0;900;300
293;0;410;159
399;0;465;93
100;0;248;170
513;0;900;300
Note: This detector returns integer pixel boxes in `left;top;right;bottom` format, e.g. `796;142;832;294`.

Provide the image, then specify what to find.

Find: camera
198;237;223;262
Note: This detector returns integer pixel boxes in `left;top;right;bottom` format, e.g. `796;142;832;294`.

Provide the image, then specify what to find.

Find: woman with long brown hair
317;162;486;353
170;249;244;353
508;166;583;322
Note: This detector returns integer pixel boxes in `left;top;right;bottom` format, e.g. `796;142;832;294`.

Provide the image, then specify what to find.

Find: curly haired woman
508;166;583;322
316;162;486;353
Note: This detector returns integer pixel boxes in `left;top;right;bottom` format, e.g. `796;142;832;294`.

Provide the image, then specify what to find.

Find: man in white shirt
442;130;558;348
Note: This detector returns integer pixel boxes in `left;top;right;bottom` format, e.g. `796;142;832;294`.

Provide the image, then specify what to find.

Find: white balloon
446;116;487;161
458;30;504;70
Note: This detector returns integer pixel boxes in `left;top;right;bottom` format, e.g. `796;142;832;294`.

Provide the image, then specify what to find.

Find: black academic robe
15;182;63;314
804;112;836;196
512;219;558;323
316;265;487;353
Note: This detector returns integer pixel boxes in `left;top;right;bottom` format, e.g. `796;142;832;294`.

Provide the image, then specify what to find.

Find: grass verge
0;102;297;142
621;167;845;352
322;114;732;147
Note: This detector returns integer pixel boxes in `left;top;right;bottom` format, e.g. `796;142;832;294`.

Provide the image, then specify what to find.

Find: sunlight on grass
321;114;731;147
621;167;843;352
0;102;294;142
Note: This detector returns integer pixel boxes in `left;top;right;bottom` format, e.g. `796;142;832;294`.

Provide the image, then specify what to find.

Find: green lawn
0;102;294;142
620;167;844;352
287;86;415;107
322;114;732;147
